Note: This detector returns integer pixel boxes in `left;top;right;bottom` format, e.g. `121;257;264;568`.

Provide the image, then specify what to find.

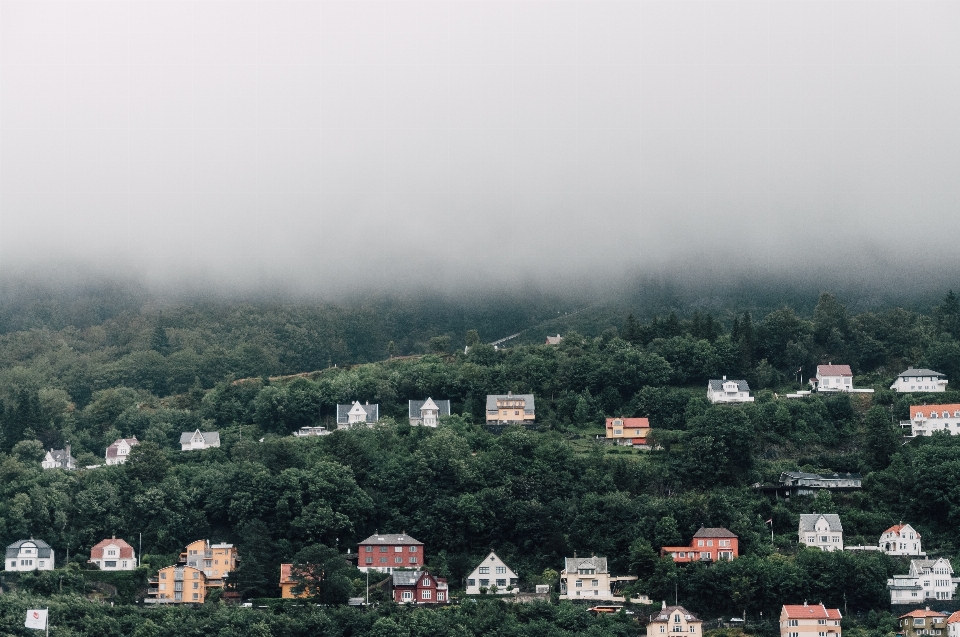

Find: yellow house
646;604;703;637
181;540;238;587
605;417;651;446
279;563;314;599
559;556;637;601
149;565;207;603
486;393;536;424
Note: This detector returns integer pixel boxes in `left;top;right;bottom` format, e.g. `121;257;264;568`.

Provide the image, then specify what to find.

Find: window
614;430;622;435
409;546;418;552
480;579;489;587
496;566;506;574
789;620;798;627
105;560;117;567
675;615;681;623
395;557;402;564
366;557;373;564
697;540;704;547
365;546;372;553
161;572;166;579
467;579;475;587
379;557;387;564
402;591;412;601
379;546;387;552
438;592;445;601
409;557;417;564
497;579;506;587
707;541;713;547
193;582;198;589
660;627;665;633
479;567;490;574
575;580;582;588
193;572;199;579
690;628;696;633
592;580;599;587
395;546;403;552
818;620;826;625
192;593;199;600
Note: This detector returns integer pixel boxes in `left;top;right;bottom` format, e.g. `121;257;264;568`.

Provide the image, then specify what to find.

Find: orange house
661;527;739;563
279;563;316;599
180;540;238;587
605;418;650;446
148;565;207;603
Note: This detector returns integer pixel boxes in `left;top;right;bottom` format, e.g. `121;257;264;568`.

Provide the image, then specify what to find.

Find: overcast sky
2;1;959;294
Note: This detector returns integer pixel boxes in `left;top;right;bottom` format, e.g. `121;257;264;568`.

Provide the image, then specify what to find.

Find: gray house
408;398;451;427
337;402;379;427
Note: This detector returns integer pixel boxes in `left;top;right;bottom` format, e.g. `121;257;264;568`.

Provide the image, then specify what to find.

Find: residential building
5;539;54;572
605;417;651;447
888;558;960;604
646;604;703;637
779;602;841;637
391;570;449;604
292;426;330;437
707;377;754;404
545;334;563;345
180;540;238;587
148;565;207;603
279;563;313;599
777;472;862;496
409;398;451;427
41;445;75;470
879;523;924;556
898;609;948;637
358;533;424;573
465;551;519;595
661;527;739;563
337;402;379;428
559;556;637;601
89;536;136;570
486;392;536;424
180;429;220;451
105;437;139;465
905;404;960;437
810;364;872;393
892;368;948;393
798;514;843;551
946;610;960;637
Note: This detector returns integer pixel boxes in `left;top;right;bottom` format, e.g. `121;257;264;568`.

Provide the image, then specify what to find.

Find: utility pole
139;533;142;567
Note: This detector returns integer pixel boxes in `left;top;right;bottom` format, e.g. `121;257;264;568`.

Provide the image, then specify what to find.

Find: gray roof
911;558;953;573
6;539;53;559
693;527;737;538
781;471;862;481
897;368;946;378
408;399;452;419
563;556;608;574
337;402;379;424
179;430;220;445
708;379;751;391
485;393;536;413
799;513;843;533
650;606;701;623
359;533;423;546
392;570;423;586
46;448;75;467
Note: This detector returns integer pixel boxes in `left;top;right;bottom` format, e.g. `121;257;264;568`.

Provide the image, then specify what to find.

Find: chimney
722;375;726;381
662;601;667;609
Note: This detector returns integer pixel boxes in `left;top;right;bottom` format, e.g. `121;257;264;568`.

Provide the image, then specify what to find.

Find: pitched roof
179;430;220;445
337;402;379;424
708;379;750;391
90;537;135;559
898;368;946;378
605;417;650;428
486;393;536;413
409;399;452;419
900;609;948;619
946;611;960;624
781;471;862;481
392;570;422;586
782;604;842;620
910;558;953;574
6;539;53;558
650;606;701;623
358;533;423;546
563;556;608;574
693;527;737;538
911;404;960;418
882;523;920;537
817;364;853;377
106;437;139;459
45;448;75;466
798;513;843;532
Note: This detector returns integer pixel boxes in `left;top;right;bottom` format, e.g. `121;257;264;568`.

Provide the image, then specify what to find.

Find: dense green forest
3;285;960;635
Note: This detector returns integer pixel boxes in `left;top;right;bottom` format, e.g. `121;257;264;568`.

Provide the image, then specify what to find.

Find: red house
661;527;739;563
358;532;424;573
391;570;449;604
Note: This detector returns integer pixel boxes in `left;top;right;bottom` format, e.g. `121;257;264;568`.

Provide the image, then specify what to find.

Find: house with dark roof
646;604;703;637
391;569;449;604
408;398;451;427
486;393;535;424
180;429;220;451
337;402;379;428
661;527;739;563
358;533;424;573
799;514;843;551
892;368;948;393
559;555;637;601
41;445;76;470
777;471;862;496
105;437;139;465
89;536;136;570
779;603;841;637
888;558;960;604
6;539;54;572
707;377;754;404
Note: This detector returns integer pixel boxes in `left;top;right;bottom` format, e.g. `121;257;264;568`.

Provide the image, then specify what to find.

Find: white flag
25;609;47;629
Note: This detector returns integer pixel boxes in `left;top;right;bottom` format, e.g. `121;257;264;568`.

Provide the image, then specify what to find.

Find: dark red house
391;569;449;604
357;532;424;573
661;527;739;563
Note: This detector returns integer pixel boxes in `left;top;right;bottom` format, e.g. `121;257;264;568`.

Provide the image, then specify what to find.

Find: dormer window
945;412;951;418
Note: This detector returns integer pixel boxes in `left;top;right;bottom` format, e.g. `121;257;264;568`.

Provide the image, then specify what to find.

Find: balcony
148;577;159;584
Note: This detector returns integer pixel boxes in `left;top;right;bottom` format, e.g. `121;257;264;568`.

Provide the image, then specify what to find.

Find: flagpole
46;606;49;637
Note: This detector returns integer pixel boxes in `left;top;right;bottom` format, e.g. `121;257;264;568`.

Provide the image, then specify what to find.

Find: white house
337;402;379;428
180;429;221;451
105;437;139;465
465;551;519;595
879;523;924;556
409;398;451;427
559;555;637;601
904;404;960;437
799;514;843;551
6;539;54;572
948;610;960;637
89;537;136;570
810;364;873;393
888;558;960;604
41;445;76;470
707;377;754;404
891;368;948;393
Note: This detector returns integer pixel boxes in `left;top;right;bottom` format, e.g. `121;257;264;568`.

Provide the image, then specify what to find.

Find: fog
2;1;960;296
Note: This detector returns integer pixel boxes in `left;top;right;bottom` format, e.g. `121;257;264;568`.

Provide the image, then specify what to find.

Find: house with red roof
905;404;960;437
898;608;948;637
945;610;960;637
780;603;841;637
879;523;924;556
605;417;650;447
89;537;136;571
661;527;738;563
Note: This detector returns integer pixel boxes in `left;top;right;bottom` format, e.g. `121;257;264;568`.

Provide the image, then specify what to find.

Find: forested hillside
3;287;960;635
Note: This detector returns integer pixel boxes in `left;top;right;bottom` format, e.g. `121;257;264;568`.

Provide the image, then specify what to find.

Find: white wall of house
879;525;923;556
465;552;519;595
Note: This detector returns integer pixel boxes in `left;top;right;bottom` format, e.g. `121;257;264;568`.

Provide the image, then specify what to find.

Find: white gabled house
465;551;519;595
5;539;54;571
41;445;76;470
798;514;843;552
337;402;379;428
180;429;221;451
409;398;451;427
105;437;139;465
891;368;948;393
811;364;874;393
707;377;754;404
89;536;137;570
904;404;960;437
888;558;960;604
879;523;924;556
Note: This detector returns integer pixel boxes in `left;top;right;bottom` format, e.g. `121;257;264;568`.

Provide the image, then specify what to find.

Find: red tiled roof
818;365;852;377
946;611;960;624
911;404;960;419
280;563;294;584
900;609;947;619
89;538;135;559
782;604;841;620
882;524;920;538
605;418;650;428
